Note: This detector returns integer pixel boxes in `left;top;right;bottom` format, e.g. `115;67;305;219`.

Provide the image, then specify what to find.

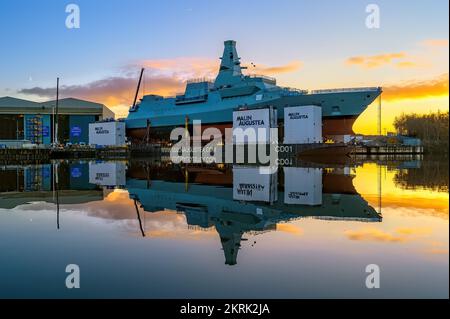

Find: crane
132;68;145;109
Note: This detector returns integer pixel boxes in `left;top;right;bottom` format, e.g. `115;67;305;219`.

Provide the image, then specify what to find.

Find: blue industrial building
0;97;114;146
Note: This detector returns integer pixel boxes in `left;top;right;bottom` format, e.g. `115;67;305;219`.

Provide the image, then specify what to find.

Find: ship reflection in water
127;163;381;266
0;158;448;298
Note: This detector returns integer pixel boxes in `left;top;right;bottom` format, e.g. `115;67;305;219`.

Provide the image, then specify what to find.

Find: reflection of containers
284;105;322;144
232;107;277;144
89;121;126;146
89;162;126;187
233;166;277;203
284;167;322;206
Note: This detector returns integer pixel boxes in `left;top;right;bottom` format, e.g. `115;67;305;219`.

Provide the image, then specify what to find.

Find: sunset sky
0;0;448;134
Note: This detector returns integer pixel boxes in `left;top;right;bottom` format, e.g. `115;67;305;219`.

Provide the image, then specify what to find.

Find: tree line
394;111;449;153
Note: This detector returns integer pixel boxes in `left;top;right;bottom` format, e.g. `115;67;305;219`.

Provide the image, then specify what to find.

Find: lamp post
378;94;382;136
55;77;59;146
52;105;55;145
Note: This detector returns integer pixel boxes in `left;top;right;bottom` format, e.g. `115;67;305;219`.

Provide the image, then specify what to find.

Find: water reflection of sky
0;160;448;298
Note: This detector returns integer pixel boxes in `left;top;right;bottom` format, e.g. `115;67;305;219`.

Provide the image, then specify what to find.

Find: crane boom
132;68;145;108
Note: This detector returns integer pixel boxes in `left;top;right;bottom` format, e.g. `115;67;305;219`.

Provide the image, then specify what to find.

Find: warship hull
127;89;381;142
126;40;382;143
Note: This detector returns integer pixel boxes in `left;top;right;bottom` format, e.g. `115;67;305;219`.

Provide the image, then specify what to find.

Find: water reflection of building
127;163;381;265
0;162;104;209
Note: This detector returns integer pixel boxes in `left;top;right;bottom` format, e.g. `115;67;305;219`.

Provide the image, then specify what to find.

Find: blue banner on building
71;126;82;137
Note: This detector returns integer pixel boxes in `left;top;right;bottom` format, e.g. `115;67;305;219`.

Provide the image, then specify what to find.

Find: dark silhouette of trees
394;157;448;192
394;111;449;153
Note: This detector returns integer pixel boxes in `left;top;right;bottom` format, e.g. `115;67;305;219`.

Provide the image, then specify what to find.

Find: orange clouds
276;223;303;235
18;74;184;118
246;60;303;75
345;228;406;242
346;52;413;69
421;39;449;48
428;248;449;255
140;57;219;81
427;242;449;255
345;227;433;243
19;57;302;118
382;73;449;101
395;227;432;236
347;39;448;70
139;57;303;79
396;61;419;69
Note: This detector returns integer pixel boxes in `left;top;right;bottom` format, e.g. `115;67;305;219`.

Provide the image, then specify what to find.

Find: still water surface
0;157;448;298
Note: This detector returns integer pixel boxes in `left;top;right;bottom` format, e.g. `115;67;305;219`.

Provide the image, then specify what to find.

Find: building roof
0;96;40;108
0;96;114;118
41;97;104;110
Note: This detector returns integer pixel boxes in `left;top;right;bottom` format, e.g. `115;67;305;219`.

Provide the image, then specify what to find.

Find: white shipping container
89;121;126;146
232;107;277;144
89;162;126;186
233;166;277;203
284;167;322;205
284;105;322;144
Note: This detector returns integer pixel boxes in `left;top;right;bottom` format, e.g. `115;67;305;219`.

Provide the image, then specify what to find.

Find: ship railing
186;78;214;84
246;74;277;84
280;87;309;95
310;87;382;94
265;86;308;96
175;94;208;104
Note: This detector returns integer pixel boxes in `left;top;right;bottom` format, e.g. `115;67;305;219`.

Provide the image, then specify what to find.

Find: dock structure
0;148;51;162
50;147;129;159
0;141;424;163
0;146;129;162
350;145;424;155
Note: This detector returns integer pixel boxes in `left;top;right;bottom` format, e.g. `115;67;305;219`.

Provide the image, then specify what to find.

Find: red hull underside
127;116;358;143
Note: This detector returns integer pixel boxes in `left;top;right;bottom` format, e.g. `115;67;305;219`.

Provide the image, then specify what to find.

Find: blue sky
0;0;448;131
